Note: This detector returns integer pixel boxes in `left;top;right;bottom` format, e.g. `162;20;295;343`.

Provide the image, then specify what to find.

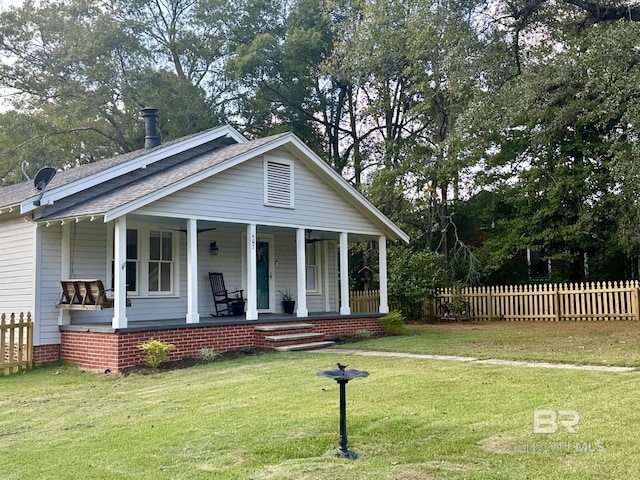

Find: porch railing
1;312;33;375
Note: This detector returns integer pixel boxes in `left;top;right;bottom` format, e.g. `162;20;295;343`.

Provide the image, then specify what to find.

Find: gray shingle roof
36;132;289;221
0;126;241;210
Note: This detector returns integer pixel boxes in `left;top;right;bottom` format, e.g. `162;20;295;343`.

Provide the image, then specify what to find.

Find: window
125;229;139;293
306;242;320;292
111;229;139;294
264;157;294;208
110;226;176;296
149;231;173;293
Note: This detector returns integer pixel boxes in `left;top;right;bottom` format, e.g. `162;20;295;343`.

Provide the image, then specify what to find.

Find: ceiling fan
305;229;332;244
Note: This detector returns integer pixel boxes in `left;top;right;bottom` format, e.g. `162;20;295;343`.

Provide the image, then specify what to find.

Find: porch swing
56;279;131;310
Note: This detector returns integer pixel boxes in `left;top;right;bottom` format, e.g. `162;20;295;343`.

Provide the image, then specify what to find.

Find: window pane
305;243;316;263
150;232;160;260
306;266;316;290
162;233;172;261
126;261;137;292
149;262;159;291
126;230;138;259
161;263;171;291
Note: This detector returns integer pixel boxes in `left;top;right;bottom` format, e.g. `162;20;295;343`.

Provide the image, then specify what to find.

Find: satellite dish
33;166;56;206
34;166;56;191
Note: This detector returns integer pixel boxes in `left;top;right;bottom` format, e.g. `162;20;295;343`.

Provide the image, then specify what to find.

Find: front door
256;239;272;311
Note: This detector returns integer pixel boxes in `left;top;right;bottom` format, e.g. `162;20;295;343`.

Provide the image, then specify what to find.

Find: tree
458;0;640;281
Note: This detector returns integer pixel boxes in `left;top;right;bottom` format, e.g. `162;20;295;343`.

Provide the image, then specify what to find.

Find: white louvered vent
264;158;294;208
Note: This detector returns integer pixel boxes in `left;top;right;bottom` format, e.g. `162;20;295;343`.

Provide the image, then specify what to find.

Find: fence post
633;283;640;322
487;289;493;322
554;287;561;322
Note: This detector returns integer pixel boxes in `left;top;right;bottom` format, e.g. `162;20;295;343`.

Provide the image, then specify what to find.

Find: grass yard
342;320;640;367
2;348;640;479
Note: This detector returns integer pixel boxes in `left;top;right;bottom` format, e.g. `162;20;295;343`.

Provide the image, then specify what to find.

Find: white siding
138;149;382;235
0;214;35;315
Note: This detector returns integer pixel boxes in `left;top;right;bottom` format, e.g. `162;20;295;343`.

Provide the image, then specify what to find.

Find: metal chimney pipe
141;107;160;149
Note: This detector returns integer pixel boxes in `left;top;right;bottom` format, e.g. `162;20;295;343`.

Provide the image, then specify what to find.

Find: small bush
198;348;220;363
381;311;407;335
138;339;175;368
354;329;372;340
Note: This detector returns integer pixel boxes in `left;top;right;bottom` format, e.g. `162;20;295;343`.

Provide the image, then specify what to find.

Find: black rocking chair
209;272;244;316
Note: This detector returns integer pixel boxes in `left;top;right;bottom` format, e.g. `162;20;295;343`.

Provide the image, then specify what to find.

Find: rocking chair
209;272;244;316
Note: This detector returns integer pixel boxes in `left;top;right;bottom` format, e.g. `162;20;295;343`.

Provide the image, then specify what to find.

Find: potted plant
231;292;245;316
280;289;296;314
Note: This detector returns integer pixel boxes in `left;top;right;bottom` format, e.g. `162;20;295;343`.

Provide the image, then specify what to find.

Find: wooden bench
56;280;131;310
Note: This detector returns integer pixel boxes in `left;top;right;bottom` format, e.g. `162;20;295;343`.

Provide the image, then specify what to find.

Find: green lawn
2;348;640;479
341;321;640;367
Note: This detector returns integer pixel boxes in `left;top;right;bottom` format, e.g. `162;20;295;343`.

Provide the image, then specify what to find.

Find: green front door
257;240;270;310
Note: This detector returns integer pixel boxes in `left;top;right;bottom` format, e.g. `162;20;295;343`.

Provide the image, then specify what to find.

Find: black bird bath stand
317;363;369;459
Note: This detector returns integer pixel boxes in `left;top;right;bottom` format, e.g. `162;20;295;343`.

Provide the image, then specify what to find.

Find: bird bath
317;363;369;459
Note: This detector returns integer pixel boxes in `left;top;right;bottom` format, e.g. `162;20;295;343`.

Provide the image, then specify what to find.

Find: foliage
138;339;176;368
198;347;220;363
387;245;447;321
380;311;407;336
354;329;372;340
279;289;295;301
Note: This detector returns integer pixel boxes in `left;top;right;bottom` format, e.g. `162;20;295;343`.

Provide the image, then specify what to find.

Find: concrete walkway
315;348;636;372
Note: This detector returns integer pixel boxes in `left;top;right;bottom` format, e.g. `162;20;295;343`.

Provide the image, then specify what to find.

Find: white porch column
378;235;389;314
112;216;128;329
58;223;71;325
339;232;351;315
185;218;200;324
246;223;258;320
295;228;308;317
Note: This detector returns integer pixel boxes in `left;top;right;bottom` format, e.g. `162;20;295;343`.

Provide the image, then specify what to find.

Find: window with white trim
264;156;294;208
110;227;176;296
149;231;174;294
306;242;320;293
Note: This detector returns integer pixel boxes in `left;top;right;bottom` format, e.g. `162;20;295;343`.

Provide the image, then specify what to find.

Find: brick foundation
59;316;384;372
33;344;61;365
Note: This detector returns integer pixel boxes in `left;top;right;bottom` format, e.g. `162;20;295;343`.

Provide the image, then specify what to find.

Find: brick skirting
59;316;384;371
33;344;61;366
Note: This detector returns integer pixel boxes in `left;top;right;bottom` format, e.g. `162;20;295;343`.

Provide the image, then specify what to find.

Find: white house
0;111;409;370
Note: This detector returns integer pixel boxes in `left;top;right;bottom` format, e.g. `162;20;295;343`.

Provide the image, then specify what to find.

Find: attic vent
264;157;294;208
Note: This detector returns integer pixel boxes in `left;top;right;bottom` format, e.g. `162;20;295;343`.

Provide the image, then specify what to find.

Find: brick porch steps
254;323;334;351
275;341;336;352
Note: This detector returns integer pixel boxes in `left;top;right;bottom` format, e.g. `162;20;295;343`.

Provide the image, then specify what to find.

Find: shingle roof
0;126;241;210
36;132;289;221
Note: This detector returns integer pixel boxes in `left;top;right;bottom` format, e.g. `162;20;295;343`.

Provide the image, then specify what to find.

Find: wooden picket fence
350;290;380;313
1;312;33;375
431;281;640;322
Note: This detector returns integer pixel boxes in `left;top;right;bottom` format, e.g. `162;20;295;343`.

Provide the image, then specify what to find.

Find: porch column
295;228;308;317
246;223;258;320
378;235;389;314
112;216;128;329
58;222;71;325
185;218;200;324
339;232;351;315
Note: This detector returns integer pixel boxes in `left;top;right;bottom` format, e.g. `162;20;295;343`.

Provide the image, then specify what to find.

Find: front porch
58;312;385;371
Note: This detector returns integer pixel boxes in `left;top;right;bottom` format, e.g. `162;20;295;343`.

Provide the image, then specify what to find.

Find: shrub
387;245;448;321
381;311;407;335
138;339;175;368
354;329;372;340
198;348;220;363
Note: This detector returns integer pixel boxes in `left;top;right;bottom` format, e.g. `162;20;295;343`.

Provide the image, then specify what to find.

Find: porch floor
59;312;381;334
